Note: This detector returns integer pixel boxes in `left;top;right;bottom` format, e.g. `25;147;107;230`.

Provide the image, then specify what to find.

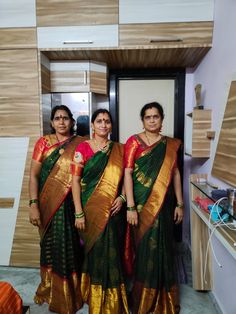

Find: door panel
119;79;175;143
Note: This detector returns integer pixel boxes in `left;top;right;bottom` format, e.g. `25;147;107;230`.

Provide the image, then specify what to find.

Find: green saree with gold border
79;142;129;314
131;137;181;314
34;136;84;314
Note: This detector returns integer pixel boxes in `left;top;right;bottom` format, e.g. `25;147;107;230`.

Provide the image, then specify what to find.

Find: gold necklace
93;138;109;152
144;131;160;146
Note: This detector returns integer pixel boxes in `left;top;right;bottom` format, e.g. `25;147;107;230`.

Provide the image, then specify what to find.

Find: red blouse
124;135;177;170
124;135;152;169
71;141;95;176
32;135;58;162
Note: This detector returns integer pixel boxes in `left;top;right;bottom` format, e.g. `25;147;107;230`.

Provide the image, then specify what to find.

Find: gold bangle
29;199;38;206
127;206;136;212
119;194;126;203
75;212;85;219
176;203;184;209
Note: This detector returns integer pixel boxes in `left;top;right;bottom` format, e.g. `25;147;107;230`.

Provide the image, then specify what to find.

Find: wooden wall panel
0;28;37;49
191;209;212;290
90;71;107;95
36;0;118;26
0;48;41;267
41;64;51;93
119;22;213;47
0;97;40;137
212;81;236;186
0;50;39;96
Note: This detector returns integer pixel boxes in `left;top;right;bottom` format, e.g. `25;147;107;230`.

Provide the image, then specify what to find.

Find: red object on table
0;281;22;314
195;196;214;213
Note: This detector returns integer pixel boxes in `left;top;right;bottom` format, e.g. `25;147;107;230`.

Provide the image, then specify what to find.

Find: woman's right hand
75;217;85;230
127;210;138;226
29;205;41;227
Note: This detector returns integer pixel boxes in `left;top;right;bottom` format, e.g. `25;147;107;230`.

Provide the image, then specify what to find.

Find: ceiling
41;45;211;70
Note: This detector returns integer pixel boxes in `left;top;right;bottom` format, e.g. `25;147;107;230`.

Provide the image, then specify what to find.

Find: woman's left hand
174;207;184;224
110;197;123;216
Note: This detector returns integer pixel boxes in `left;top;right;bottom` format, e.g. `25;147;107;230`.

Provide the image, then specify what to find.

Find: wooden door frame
109;68;185;142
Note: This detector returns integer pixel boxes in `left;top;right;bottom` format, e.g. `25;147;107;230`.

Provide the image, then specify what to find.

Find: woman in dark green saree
29;105;84;314
71;109;129;314
124;102;184;314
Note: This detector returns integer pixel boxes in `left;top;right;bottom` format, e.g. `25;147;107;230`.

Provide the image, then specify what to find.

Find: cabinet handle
63;40;94;44
150;38;182;43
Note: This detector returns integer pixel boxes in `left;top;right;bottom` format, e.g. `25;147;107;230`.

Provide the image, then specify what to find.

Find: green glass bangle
127;206;136;212
176;203;184;209
29;199;38;206
75;212;85;219
119;194;126;203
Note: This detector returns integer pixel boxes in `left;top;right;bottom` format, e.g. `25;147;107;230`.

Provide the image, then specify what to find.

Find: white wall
185;1;236;313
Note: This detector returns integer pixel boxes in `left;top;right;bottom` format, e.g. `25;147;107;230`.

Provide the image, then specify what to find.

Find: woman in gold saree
124;102;184;314
29;105;84;314
71;109;129;314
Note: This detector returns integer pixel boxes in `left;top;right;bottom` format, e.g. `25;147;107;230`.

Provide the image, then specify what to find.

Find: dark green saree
127;136;181;314
79;142;129;314
34;135;84;314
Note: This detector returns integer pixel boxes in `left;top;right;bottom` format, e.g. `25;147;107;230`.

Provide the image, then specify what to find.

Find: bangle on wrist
176;203;184;209
119;194;126;203
29;199;38;206
75;211;85;219
127;206;136;212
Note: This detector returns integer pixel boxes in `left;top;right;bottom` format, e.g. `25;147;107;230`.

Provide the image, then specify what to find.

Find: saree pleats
131;138;181;314
80;143;129;314
35;137;84;314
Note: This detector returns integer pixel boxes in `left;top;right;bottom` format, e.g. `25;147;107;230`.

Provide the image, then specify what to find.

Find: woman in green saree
29;105;84;314
124;102;184;314
71;109;129;314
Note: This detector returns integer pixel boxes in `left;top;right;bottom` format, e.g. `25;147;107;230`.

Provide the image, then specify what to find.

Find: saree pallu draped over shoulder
131;137;181;314
79;142;129;314
39;136;84;235
34;136;85;314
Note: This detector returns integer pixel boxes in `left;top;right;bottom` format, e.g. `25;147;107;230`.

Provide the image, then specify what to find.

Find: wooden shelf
185;109;213;158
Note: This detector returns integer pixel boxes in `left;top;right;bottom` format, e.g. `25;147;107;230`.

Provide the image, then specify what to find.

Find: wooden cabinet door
119;22;213;47
36;0;118;26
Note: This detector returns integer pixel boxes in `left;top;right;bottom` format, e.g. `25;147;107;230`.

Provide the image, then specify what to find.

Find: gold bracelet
119;194;126;203
75;212;85;219
29;199;38;206
127;206;136;212
176;203;184;209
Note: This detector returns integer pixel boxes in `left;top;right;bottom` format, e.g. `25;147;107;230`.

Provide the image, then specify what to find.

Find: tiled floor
0;246;221;314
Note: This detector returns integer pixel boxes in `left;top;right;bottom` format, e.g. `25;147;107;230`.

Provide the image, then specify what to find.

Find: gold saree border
136;137;181;243
81;143;124;253
39;136;84;232
81;273;129;314
34;266;83;314
133;281;179;314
